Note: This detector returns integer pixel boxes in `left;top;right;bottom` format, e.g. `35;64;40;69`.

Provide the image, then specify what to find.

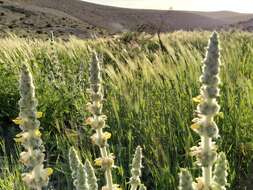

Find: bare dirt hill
1;0;253;39
0;0;106;39
18;0;229;32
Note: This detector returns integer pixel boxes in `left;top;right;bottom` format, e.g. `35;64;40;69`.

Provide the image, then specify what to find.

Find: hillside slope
21;0;228;33
1;0;253;38
0;0;106;39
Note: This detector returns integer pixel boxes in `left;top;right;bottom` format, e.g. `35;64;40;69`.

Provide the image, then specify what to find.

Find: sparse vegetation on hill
1;0;253;39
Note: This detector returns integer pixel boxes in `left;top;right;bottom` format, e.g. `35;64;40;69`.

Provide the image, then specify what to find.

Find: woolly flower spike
48;32;65;89
86;52;115;190
178;169;195;190
130;146;145;190
15;64;52;189
187;32;228;190
89;52;102;93
69;147;89;190
212;152;229;189
18;65;39;129
192;32;221;138
85;160;98;190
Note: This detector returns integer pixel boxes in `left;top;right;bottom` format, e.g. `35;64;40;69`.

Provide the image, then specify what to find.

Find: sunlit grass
0;31;253;189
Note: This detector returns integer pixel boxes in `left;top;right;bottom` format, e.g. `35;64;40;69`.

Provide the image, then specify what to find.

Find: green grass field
0;31;253;189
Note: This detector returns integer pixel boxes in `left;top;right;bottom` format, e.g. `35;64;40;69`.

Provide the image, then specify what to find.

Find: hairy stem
202;136;212;189
130;184;138;190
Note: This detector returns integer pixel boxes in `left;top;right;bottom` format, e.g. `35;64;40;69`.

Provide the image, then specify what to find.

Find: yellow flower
38;167;53;182
14;129;41;143
13;112;43;125
217;112;224;119
46;168;53;176
36;112;43;118
94;158;102;166
34;128;42;137
12;117;24;125
190;123;200;130
94;156;115;168
102;132;111;140
192;95;204;103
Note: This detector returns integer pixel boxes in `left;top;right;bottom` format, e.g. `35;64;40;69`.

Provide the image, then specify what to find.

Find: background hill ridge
0;0;253;39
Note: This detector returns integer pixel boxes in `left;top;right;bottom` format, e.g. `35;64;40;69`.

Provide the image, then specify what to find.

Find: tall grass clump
69;52;146;190
13;65;53;190
179;32;229;190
